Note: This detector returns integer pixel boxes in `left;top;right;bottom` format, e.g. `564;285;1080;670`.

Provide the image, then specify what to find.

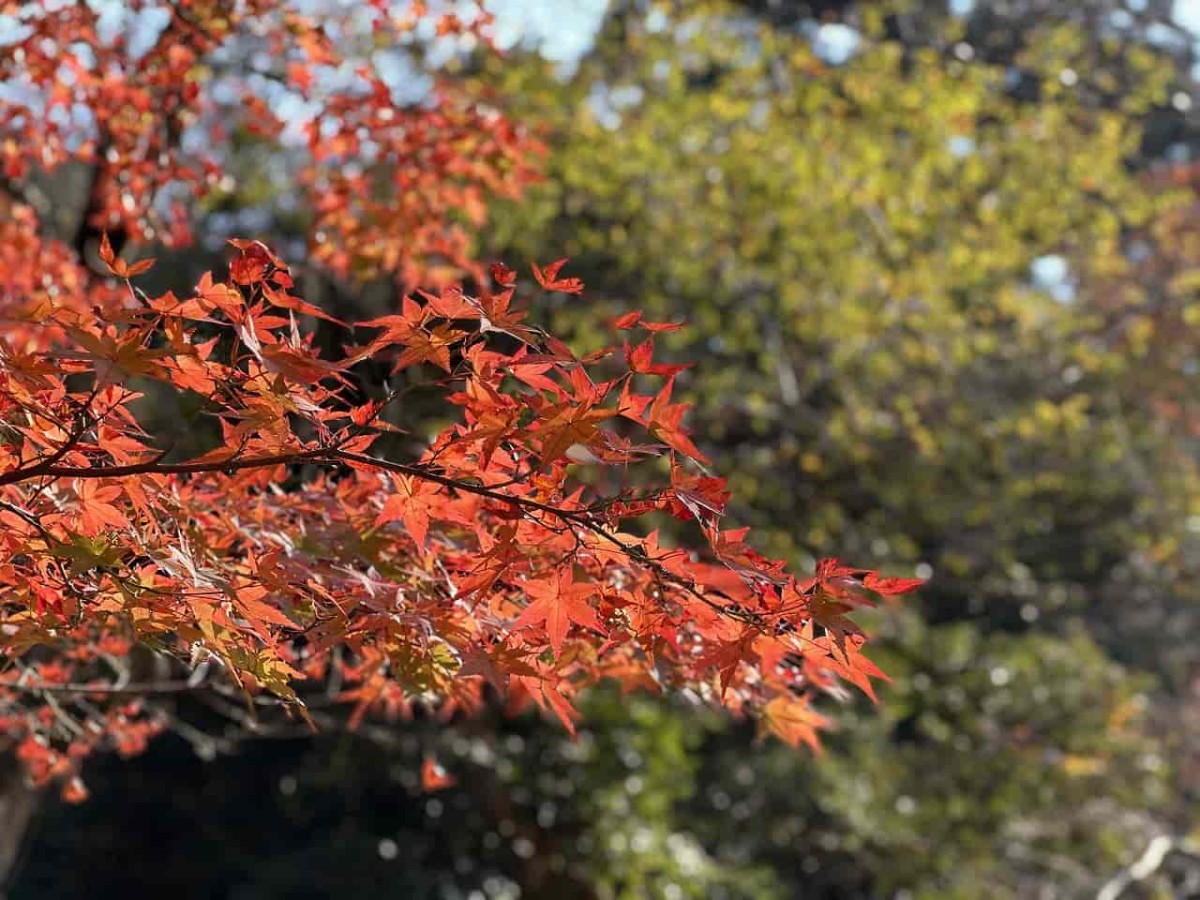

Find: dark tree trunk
0;754;37;898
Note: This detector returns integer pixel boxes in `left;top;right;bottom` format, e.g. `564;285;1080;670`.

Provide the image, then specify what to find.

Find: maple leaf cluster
0;234;920;799
0;0;539;281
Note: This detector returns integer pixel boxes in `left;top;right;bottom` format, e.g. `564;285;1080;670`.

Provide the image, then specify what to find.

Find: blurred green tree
463;2;1200;893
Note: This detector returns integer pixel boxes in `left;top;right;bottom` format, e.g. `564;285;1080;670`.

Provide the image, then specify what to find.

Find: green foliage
565;691;785;899
466;3;1198;893
483;4;1188;597
710;612;1165;897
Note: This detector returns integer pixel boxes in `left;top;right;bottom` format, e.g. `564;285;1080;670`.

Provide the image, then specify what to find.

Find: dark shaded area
12;726;575;900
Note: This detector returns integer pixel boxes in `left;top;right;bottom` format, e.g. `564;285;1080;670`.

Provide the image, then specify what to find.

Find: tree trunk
0;753;38;898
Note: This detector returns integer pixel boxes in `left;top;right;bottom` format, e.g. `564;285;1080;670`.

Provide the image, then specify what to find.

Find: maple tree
0;2;920;804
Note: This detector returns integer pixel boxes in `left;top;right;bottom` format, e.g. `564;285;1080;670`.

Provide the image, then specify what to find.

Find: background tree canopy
10;1;1200;898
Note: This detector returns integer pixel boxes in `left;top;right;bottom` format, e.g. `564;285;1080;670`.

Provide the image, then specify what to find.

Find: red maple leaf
531;258;584;294
489;261;517;286
646;378;709;463
612;310;681;332
75;481;129;535
625;338;691;377
863;572;926;597
421;756;456;792
511;570;602;656
375;475;443;549
227;239;290;287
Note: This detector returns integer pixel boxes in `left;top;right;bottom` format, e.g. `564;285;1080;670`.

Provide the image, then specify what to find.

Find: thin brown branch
1;441;769;629
0;446;327;487
3;681;200;696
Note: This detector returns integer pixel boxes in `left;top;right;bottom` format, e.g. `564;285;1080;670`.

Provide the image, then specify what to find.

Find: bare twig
1097;835;1200;900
